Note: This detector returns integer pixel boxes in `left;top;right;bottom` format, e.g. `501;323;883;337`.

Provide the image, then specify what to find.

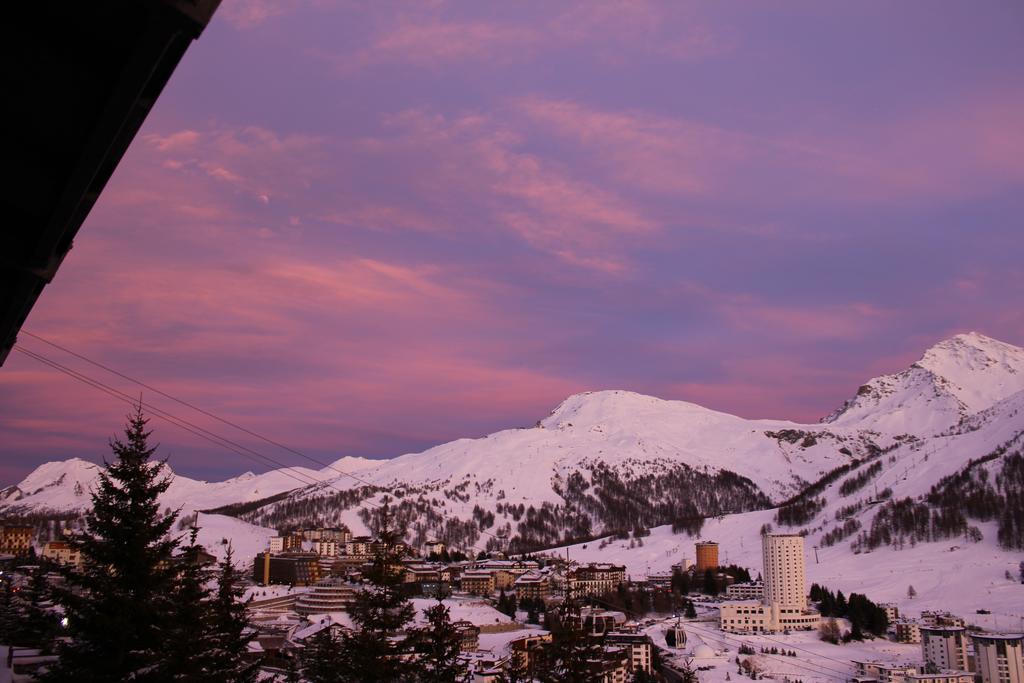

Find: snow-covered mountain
0;454;379;517
3;332;1023;561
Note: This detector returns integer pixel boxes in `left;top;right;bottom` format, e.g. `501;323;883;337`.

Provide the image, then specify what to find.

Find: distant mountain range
4;332;1024;559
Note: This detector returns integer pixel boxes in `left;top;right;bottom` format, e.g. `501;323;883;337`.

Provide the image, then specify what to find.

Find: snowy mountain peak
541;390;711;430
322;456;379;475
825;332;1024;431
913;332;1024;414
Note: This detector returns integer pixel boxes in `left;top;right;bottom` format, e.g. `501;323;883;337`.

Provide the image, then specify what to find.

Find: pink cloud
518;92;1024;207
317;2;729;74
361;109;656;271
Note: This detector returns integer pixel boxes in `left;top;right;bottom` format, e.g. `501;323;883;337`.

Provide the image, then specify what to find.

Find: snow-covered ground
408;597;514;629
193;513;278;566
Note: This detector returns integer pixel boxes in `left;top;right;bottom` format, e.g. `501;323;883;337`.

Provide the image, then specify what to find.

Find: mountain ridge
4;332;1024;556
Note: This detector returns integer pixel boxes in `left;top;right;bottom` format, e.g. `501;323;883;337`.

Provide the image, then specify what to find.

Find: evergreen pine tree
207;545;259;682
535;604;604;683
17;567;61;653
44;408;180;681
410;599;467;682
0;579;19;646
159;528;218;680
336;504;418;682
301;626;345;683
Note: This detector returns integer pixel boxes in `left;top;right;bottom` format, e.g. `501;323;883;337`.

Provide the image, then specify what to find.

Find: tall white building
971;633;1024;683
762;533;807;609
921;626;968;672
720;533;819;633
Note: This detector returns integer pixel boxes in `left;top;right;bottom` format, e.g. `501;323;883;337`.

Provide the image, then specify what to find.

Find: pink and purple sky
3;1;1023;482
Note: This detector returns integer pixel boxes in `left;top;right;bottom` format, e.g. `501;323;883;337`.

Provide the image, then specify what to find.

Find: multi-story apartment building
492;569;517;591
605;632;653;675
879;603;900;623
762;534;806;608
921;626;969;672
313;540;338;557
453;620;481;651
922;612;966;628
854;661;923;683
299;527;351;543
404;564;442;584
0;526;33;555
725;581;764;600
461;570;495;595
971;633;1024;683
646;572;674;589
902;672;974;683
41;540;82;568
509;633;553;674
896;620;923;644
567;564;626;599
854;661;974;683
253;552;322;586
720;534;819;633
345;536;373;557
695;541;719;573
424;540;446;557
514;571;551;602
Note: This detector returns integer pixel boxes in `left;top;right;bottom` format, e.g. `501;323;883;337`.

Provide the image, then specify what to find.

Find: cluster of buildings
252;528;414;586
250;528;635;613
718;533;821;634
856;628;1024;683
242;530;653;680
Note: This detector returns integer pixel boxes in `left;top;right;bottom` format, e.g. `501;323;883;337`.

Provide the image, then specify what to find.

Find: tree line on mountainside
851;434;1024;552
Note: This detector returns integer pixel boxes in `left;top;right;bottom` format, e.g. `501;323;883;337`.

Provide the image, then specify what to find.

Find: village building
509;632;553;674
719;534;819;633
0;526;33;555
41;540;82;568
921;626;969;672
453;620;481;651
921;611;966;628
725;580;764;600
896;620;923;644
567;564;626;599
461;570;496;596
645;572;674;589
253;552;322;586
695;541;719;573
971;633;1024;683
312;540;338;557
294;577;357;615
879;603;900;623
853;661;973;683
605;632;653;674
514;571;551;602
299;527;351;543
345;536;373;557
424;540;446;556
854;661;925;683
